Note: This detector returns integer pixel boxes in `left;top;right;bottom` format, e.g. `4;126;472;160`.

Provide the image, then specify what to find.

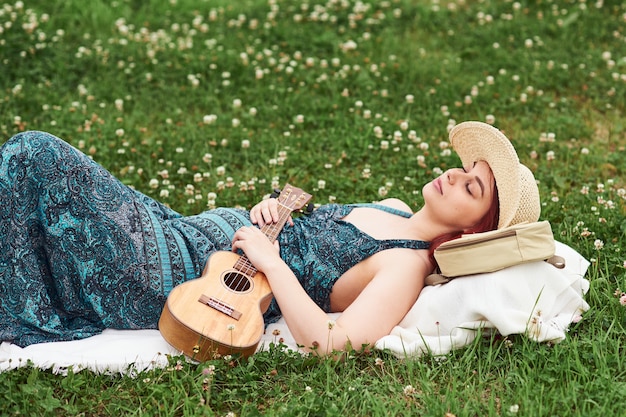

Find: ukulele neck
233;202;292;275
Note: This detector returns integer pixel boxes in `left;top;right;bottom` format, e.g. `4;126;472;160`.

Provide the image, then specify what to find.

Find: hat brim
449;121;521;229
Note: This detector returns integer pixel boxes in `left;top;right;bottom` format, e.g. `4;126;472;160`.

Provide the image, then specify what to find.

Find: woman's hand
249;198;294;228
231;226;282;273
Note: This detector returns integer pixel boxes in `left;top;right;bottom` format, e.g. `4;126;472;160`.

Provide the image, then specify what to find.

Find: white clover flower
203;114;217;124
241;140;250;149
594;239;604;250
340;40;357;52
405;94;414;103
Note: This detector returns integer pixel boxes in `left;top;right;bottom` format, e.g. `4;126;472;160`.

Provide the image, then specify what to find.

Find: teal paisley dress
0;131;428;347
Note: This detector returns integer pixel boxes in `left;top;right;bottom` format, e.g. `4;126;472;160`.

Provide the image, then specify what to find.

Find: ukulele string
229;203;291;292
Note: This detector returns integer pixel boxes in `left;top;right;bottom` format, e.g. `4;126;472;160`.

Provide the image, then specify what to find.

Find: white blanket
0;242;589;374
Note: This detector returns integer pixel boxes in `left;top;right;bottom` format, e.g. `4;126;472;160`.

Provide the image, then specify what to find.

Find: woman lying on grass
0;121;540;355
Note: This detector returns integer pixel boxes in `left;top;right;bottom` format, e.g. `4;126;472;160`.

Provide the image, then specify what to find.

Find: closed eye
462;167;473;195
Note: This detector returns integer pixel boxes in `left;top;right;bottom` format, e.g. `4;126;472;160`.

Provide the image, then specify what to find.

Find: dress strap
346;204;430;249
379;239;430;250
349;203;413;218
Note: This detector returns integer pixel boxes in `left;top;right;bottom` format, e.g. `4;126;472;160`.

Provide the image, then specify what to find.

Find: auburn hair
428;185;500;267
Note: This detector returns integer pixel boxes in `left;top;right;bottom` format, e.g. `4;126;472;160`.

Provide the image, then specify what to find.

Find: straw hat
448;121;540;229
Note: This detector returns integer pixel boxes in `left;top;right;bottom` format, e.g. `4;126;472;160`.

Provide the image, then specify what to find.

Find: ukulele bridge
198;294;242;320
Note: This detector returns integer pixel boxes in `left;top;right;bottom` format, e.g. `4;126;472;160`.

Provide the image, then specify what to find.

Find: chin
421;182;436;202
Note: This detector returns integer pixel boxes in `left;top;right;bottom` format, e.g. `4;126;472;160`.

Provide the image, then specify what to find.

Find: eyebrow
474;175;485;197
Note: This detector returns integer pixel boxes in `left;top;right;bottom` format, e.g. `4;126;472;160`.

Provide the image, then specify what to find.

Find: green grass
1;0;625;415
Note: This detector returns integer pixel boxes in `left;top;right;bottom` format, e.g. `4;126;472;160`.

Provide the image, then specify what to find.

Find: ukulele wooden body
159;251;273;360
158;184;311;361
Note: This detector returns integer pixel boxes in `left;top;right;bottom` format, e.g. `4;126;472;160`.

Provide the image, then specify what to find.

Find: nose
447;169;463;184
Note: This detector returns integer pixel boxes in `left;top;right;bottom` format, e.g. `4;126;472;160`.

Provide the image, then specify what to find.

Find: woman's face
423;160;496;231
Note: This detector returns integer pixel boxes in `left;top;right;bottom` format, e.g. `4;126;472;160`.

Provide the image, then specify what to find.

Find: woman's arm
231;226;428;354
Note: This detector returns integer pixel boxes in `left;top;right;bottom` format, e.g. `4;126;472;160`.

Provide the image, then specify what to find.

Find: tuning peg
270;188;281;199
303;203;314;215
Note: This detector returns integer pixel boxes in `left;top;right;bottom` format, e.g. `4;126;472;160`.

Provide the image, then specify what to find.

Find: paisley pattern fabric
264;204;430;323
0;131;429;346
0;132;250;346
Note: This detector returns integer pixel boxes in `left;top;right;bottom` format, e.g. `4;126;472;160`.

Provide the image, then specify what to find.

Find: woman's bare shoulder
378;198;413;213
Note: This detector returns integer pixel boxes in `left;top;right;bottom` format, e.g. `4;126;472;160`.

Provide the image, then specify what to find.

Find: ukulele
159;184;312;361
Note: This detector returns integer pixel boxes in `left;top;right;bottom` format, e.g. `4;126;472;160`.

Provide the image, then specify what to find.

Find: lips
434;178;443;194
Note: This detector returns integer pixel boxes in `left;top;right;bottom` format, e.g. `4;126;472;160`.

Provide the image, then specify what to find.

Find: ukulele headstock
275;184;312;213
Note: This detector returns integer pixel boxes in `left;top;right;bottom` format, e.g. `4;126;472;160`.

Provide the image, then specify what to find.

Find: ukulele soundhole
222;271;253;293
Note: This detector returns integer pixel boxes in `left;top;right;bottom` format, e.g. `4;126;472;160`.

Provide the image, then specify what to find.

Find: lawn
1;0;625;415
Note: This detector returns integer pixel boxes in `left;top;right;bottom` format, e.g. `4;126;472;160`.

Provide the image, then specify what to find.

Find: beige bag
426;221;563;286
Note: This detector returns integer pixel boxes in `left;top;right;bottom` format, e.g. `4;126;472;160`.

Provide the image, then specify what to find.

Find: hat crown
449;121;541;230
507;164;541;227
